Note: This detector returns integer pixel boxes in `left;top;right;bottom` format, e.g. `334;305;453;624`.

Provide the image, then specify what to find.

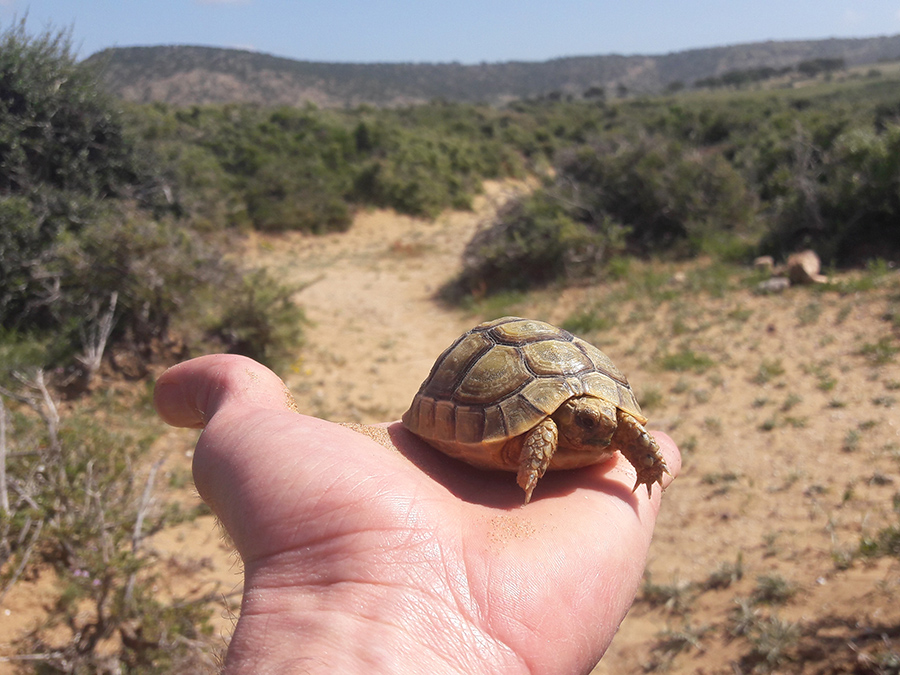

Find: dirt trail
244;180;530;424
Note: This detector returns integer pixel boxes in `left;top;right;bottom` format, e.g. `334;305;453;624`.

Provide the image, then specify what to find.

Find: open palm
155;354;680;674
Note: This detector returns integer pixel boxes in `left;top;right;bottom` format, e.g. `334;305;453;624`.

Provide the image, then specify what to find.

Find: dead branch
0;518;44;605
77;291;118;386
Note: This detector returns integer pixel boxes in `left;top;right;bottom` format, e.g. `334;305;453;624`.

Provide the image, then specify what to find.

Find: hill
85;35;900;107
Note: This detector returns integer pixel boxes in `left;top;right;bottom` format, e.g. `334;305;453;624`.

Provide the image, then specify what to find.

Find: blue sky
3;1;900;64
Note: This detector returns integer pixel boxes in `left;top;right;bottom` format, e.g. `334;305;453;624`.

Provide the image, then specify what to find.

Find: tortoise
402;316;669;503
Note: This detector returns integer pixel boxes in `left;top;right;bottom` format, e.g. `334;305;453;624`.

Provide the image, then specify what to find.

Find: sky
2;1;900;65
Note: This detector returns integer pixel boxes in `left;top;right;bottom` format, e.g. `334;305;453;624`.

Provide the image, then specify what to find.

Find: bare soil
4;180;900;673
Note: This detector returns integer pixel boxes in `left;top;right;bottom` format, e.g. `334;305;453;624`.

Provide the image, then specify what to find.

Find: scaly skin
611;410;670;496
516;417;559;503
514;403;670;503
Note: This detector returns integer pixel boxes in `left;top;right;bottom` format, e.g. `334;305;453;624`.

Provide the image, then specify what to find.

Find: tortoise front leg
516;417;558;503
612;410;669;496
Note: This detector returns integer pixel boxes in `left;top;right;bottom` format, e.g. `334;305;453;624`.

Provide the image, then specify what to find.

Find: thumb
154;354;299;429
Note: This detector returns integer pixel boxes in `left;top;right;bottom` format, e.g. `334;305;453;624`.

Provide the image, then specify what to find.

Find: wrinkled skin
155;355;680;675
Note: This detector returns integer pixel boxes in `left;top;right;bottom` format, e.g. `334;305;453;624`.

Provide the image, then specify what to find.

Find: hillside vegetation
86;36;900;106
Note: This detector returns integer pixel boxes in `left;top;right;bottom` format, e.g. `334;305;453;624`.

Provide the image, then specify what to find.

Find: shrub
450;189;628;295
203;268;306;370
452;133;756;295
760;124;900;265
555;136;756;255
0;378;216;671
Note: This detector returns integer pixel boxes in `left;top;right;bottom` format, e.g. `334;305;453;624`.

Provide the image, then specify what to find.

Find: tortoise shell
402;316;646;470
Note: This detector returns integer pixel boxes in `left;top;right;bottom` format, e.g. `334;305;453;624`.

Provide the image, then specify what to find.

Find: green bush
760;124;900;264
450;189;628;295
555;135;756;255
452;134;756;295
203;269;306;370
0;22;305;379
0;382;216;672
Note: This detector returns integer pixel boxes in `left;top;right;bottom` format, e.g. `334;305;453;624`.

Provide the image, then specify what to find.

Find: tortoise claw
633;468;669;497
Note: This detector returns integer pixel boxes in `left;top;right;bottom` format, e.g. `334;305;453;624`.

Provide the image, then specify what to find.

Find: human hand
154;354;680;675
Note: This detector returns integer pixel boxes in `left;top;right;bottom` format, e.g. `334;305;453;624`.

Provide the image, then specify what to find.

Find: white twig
124;458;164;607
77;291;118;385
132;458;163;554
0;518;44;605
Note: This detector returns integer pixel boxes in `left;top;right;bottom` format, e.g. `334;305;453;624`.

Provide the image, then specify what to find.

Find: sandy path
243;180;529;423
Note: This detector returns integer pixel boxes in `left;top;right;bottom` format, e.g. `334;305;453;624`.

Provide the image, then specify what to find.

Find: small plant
652;622;710;657
873;395;897;408
561;309;616;334
701;471;739;486
728;597;759;638
641;575;695;614
868;472;893;486
797;301;822;325
745;615;801;672
780;393;802;411
703;416;723;434
751;574;798;605
680;436;698;455
728;305;754;322
759;416;778;431
693;388;712;403
762;531;781;557
817;374;837;391
671;378;692;394
843;428;861;452
832;547;855;571
639;385;665;410
702;554;744;590
659;348;715;373
860;523;900;559
859;336;899;365
753;359;785;385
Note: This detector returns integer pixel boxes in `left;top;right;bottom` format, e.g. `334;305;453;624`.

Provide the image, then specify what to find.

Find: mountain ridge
85;34;900;107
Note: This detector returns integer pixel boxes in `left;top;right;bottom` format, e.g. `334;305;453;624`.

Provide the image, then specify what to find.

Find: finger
154;354;298;429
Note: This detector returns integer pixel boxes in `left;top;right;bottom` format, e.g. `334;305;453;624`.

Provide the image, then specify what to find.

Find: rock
753;255;775;273
787;250;827;284
757;277;791;294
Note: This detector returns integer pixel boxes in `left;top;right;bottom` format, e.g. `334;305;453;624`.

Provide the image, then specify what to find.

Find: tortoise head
551;395;618;452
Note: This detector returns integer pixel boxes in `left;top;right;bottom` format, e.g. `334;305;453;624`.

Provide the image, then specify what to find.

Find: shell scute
424;331;493;399
518;377;572;416
521;339;593;377
490;318;568;344
433;400;457;441
454;344;530;404
498;395;543;437
455;406;486;444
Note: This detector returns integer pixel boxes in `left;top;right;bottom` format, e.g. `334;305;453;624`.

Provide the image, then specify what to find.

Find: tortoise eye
576;410;599;430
